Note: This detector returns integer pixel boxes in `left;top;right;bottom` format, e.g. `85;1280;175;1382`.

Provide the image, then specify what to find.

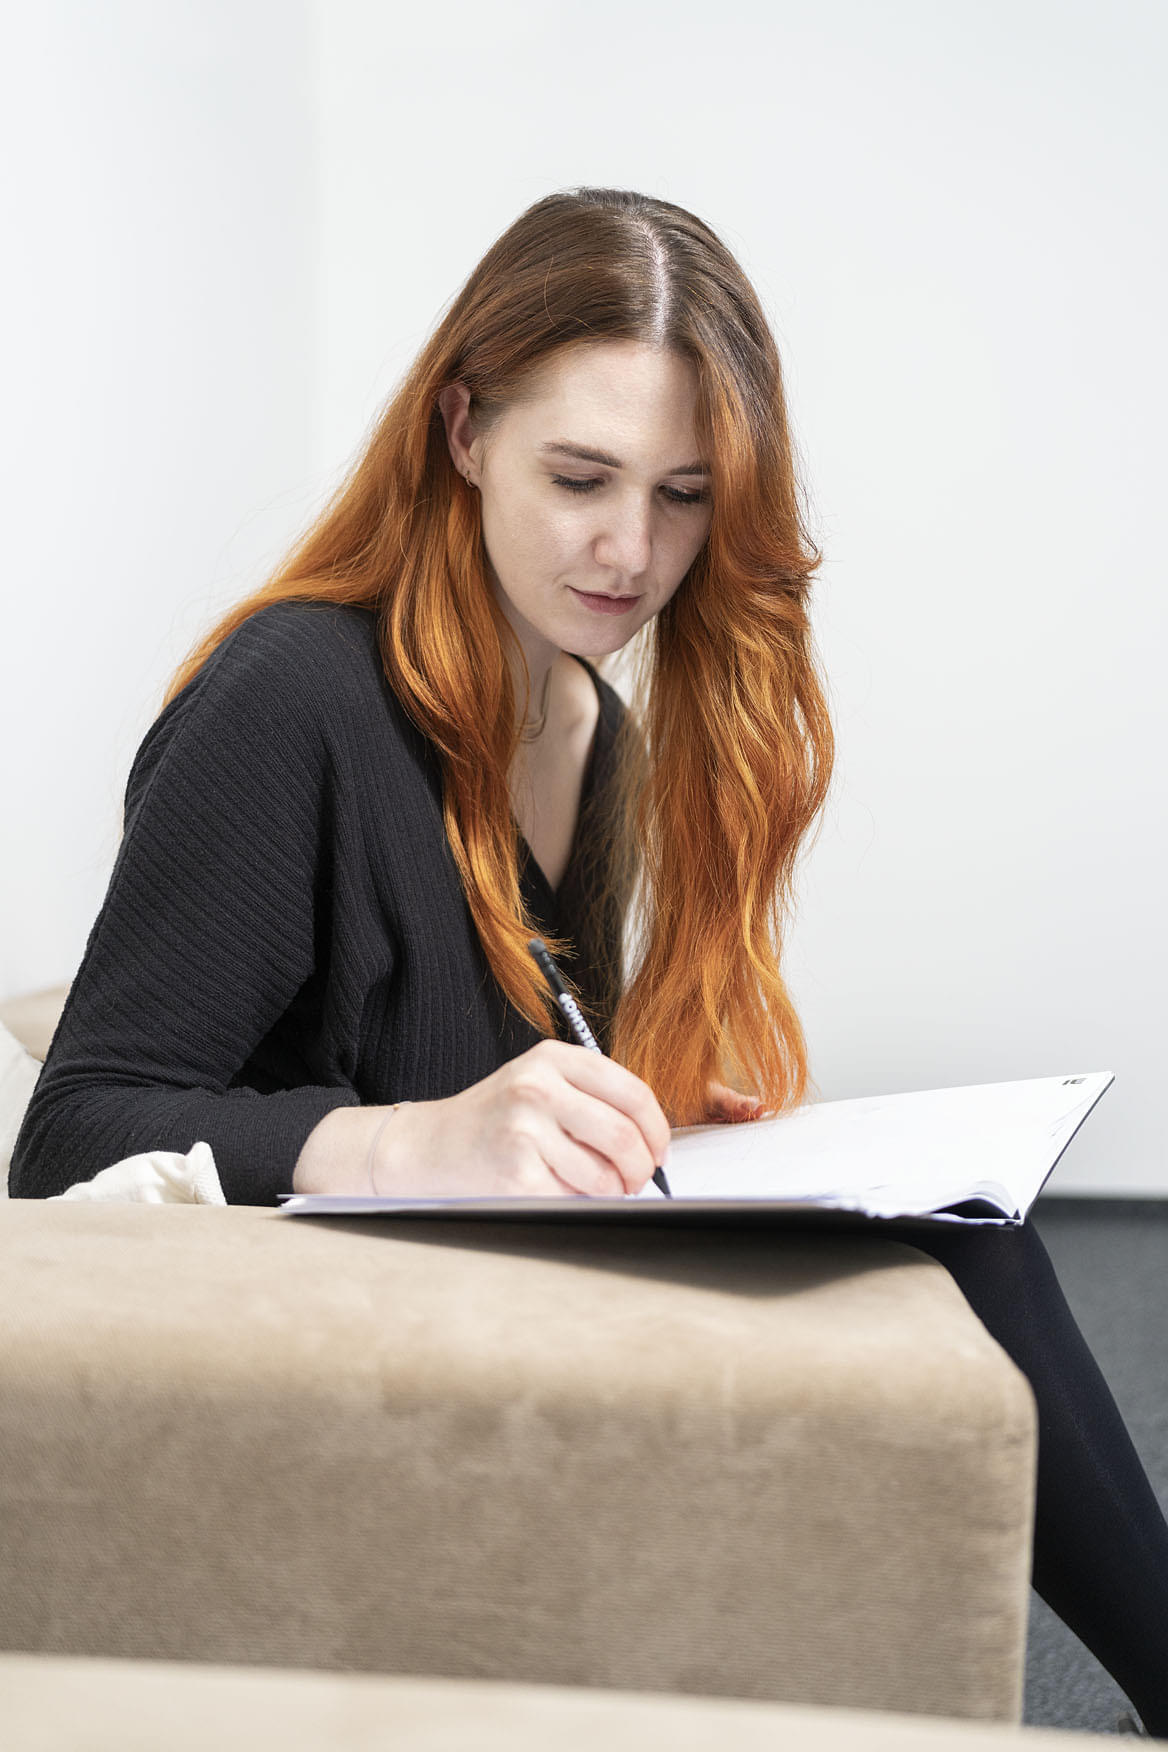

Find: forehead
512;341;701;437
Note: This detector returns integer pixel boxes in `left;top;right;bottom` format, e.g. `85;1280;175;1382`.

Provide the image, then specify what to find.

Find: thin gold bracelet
366;1101;412;1196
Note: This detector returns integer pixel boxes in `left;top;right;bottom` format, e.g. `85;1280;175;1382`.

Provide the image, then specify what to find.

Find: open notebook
278;1070;1114;1229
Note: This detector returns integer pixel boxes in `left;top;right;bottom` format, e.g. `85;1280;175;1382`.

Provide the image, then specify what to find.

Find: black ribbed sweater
9;602;630;1205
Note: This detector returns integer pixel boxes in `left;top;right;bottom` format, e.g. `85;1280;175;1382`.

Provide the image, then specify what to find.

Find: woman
10;187;1168;1733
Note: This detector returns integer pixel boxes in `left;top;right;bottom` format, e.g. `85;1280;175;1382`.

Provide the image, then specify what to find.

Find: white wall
5;1;1165;1194
0;1;318;995
314;0;1167;1194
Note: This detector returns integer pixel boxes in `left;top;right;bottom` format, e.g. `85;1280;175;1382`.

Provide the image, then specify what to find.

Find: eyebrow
537;439;711;477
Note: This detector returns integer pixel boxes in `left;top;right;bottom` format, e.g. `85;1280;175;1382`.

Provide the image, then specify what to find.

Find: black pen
526;937;672;1197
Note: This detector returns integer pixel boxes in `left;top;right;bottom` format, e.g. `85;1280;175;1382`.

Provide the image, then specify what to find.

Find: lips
568;588;642;616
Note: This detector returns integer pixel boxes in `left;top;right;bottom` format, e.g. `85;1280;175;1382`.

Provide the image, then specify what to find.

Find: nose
593;492;653;582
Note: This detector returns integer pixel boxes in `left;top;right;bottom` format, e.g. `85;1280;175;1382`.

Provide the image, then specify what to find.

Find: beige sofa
2;1653;1159;1750
1;983;1054;1741
0;984;67;1065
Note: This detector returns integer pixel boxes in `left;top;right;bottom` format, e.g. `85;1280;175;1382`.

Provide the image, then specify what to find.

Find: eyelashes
551;475;710;507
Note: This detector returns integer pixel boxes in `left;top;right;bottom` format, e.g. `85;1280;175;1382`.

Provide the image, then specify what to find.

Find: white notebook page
652;1071;1114;1217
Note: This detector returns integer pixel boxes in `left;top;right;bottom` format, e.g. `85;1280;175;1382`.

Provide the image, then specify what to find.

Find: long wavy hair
155;187;835;1126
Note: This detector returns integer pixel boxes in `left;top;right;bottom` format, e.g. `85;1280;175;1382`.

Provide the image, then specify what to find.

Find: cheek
674;516;711;574
655;523;708;605
481;494;540;574
518;504;590;574
499;486;574;553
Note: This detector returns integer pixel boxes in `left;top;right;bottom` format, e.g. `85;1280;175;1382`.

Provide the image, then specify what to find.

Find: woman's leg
906;1218;1168;1737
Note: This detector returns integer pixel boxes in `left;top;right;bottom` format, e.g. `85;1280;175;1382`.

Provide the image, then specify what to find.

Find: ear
436;381;478;481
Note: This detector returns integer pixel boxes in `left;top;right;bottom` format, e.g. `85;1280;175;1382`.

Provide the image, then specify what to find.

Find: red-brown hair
156;187;835;1126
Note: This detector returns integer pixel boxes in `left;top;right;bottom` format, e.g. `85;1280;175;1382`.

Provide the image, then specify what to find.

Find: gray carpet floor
1019;1196;1168;1735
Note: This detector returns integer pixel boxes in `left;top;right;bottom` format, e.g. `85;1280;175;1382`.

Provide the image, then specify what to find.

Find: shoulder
163;601;387;748
130;603;384;807
214;600;381;699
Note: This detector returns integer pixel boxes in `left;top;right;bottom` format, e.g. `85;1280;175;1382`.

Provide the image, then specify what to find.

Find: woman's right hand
372;1039;672;1199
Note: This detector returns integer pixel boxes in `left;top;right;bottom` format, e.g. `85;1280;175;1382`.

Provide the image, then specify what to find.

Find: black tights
904;1219;1168;1736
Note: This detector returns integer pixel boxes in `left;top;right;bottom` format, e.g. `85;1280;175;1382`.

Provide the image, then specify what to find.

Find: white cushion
52;1139;226;1204
0;1021;42;1198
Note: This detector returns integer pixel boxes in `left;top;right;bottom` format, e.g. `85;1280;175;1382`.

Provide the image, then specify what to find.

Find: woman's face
451;340;713;668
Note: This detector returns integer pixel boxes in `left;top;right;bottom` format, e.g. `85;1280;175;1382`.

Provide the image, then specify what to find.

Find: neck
518;659;554;742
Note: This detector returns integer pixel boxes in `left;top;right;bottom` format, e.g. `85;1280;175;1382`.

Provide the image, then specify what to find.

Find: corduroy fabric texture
3;1657;1152;1752
0;1201;1037;1720
8;602;629;1206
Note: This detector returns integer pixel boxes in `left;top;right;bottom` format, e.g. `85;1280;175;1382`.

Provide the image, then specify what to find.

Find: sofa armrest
0;1201;1037;1721
0;985;70;1062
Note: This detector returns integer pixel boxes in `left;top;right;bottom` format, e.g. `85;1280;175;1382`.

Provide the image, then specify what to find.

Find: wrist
293;1104;401;1195
367;1102;412;1195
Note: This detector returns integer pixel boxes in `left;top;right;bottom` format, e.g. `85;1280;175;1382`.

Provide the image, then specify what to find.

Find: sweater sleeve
8;608;363;1205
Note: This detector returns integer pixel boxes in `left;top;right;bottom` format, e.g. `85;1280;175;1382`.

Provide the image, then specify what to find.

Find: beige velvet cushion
0;1655;1146;1752
0;984;69;1064
0;1201;1036;1721
0;1023;43;1197
0;985;68;1196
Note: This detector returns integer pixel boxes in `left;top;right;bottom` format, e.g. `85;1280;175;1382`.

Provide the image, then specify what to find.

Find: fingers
516;1075;652;1197
542;1165;593;1198
706;1080;772;1122
539;1040;672;1180
544;1137;630;1198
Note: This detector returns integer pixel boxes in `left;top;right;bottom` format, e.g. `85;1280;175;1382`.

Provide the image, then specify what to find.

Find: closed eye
551;475;710;507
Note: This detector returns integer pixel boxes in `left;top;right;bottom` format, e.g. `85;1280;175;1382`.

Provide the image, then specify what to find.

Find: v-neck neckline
515;656;605;905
